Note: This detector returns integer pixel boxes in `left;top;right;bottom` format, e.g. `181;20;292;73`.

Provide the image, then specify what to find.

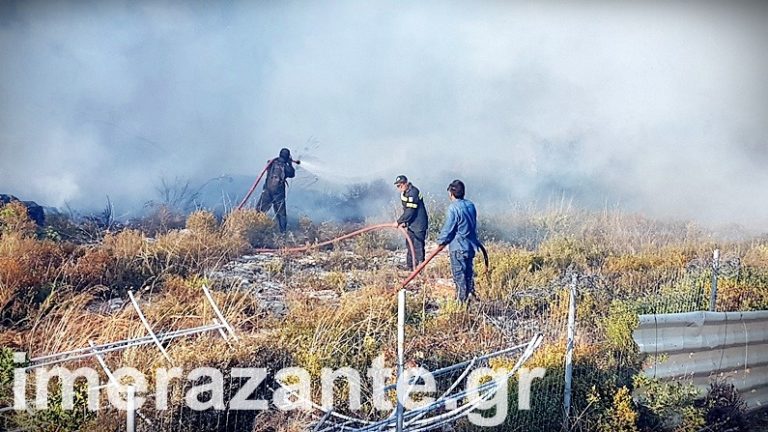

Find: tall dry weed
0;201;37;238
222;209;275;249
186;210;219;235
0;233;65;321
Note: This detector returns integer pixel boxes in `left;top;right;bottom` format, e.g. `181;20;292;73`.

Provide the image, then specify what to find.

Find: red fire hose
399;244;445;289
254;222;490;291
236;158;277;211
399;243;490;289
253;223;419;271
237;160;490;290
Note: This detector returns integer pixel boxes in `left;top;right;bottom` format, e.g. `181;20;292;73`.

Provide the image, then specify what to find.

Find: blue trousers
450;250;475;302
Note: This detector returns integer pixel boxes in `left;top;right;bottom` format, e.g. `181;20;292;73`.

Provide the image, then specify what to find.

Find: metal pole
382;342;530;392
202;285;238;340
27;323;224;370
312;409;334;432
126;385;136;432
709;249;720;312
128;291;173;364
396;289;405;432
563;274;577;430
30;323;223;363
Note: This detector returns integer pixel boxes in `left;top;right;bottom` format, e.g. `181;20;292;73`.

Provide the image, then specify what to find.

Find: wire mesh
4;247;763;432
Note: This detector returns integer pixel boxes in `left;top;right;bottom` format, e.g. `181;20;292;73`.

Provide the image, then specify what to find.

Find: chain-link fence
3;246;764;432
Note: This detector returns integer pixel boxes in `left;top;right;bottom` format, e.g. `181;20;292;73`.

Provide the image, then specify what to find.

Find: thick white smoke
0;1;766;227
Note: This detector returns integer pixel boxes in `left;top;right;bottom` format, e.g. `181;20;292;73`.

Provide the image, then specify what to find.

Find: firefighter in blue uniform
256;148;296;232
394;175;428;269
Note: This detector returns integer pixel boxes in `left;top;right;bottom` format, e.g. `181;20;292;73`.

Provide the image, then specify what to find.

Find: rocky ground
206;246;413;314
204;243;539;344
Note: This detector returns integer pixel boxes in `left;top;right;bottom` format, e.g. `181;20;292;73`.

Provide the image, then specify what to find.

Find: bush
62;247;113;287
222;209;275;249
603;300;639;353
42;213;80;241
186;210;219;235
702;379;748;431
0;201;37;238
715;273;768;312
634;375;706;431
0;233;65;320
353;227;399;257
538;235;589;271
154;228;235;275
140;204;186;236
604;386;640;432
742;243;768;268
473;245;555;300
13;381;96;432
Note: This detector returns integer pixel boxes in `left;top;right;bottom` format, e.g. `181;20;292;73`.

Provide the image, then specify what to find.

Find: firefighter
393;175;428;269
256;148;296;232
436;179;479;303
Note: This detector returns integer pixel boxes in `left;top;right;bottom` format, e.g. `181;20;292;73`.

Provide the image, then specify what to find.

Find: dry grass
186;210;219;235
0;201;37;238
222;209;275;249
1;204;768;431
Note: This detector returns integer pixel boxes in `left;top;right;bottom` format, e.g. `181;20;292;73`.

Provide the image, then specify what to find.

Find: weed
222;209;275;249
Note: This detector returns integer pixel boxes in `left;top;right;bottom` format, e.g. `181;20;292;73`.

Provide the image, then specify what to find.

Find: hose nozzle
292;159;301;165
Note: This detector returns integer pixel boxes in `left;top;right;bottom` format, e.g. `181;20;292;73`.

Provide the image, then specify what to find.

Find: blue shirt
437;199;479;253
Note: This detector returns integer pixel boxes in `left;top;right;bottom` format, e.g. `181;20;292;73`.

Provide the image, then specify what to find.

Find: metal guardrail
633;310;768;410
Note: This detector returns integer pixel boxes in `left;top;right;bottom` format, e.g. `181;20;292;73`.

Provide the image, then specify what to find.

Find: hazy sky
1;1;766;226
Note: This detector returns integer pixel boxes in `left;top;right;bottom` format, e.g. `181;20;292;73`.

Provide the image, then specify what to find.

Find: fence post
396;289;405;432
126;385;136;432
709;249;720;312
563;273;577;430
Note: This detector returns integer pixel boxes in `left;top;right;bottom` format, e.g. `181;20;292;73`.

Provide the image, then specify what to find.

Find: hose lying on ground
237;160;490;288
253;223;418;271
253;222;491;291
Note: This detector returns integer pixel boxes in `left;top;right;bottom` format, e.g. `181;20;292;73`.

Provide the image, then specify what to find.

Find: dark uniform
396;181;428;268
256;148;296;232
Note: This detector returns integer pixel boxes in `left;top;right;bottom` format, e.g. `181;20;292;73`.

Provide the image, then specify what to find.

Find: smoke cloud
1;1;766;227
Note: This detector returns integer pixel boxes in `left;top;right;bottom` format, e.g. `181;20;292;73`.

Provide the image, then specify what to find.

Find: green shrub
538;235;588;271
603;300;639;353
633;375;706;432
15;382;96;432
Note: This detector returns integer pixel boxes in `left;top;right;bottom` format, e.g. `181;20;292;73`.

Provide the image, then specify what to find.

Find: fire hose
237;157;301;211
238;160;490;289
399;242;489;290
236;158;276;211
254;223;418;270
254;223;490;291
